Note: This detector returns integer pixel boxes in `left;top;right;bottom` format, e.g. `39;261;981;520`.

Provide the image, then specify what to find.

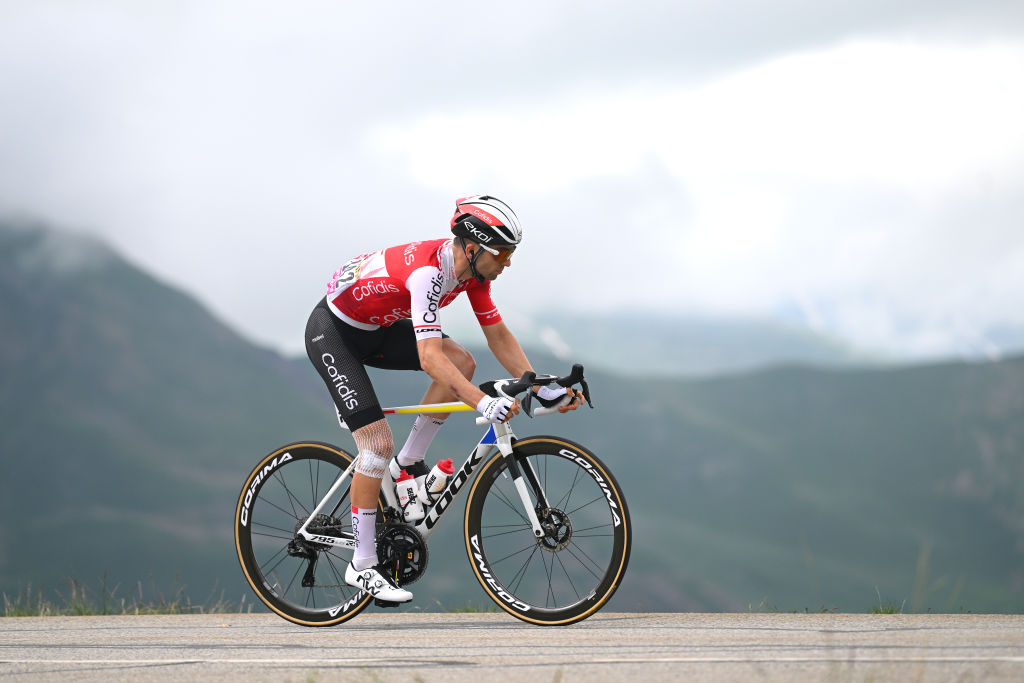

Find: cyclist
304;195;582;603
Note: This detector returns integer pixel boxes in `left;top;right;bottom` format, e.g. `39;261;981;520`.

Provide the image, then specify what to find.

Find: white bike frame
294;399;559;549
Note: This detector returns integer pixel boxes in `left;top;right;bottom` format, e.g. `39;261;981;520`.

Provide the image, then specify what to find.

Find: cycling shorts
304;298;445;432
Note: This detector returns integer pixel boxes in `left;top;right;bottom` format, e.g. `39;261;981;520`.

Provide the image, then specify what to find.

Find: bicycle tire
234;441;382;626
463;436;631;625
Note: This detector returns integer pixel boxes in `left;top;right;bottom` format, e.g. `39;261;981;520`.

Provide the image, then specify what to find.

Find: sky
1;1;1023;360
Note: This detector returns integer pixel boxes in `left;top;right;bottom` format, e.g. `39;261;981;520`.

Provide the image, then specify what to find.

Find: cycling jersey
324;238;501;340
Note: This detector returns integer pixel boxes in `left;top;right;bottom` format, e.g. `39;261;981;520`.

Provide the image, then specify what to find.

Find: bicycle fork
493;422;547;539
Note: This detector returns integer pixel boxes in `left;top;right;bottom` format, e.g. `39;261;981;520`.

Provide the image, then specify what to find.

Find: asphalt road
2;612;1023;681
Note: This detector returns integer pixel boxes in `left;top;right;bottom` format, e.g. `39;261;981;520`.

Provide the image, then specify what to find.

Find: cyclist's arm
482;320;584;413
404;266;489;406
465;279;527;376
481;320;533;378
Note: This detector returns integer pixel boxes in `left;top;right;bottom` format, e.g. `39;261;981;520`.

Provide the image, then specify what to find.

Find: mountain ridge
2;220;1021;613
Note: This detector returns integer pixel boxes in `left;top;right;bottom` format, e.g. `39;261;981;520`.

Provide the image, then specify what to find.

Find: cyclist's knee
443;338;476;380
353;418;394;478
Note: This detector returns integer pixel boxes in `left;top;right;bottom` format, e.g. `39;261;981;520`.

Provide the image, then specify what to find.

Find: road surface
2;612;1023;681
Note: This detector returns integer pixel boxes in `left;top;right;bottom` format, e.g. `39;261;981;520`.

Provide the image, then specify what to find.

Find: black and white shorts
304;298;444;431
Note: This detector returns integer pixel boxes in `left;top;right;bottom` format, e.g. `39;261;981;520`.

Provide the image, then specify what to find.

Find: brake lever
580;377;594;408
520;389;535;417
553;364;593;409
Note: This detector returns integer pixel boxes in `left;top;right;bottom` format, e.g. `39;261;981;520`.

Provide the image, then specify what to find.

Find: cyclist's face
473;246;513;280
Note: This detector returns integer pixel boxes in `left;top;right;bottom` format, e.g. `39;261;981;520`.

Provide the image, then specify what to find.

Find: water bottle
418;459;455;504
395;470;425;522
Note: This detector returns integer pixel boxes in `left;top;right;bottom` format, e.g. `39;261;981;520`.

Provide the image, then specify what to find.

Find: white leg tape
355;450;388;479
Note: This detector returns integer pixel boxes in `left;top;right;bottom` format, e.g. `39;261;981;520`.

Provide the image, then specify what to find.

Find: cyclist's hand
534;385;584;413
477;395;520;424
560;388;585;412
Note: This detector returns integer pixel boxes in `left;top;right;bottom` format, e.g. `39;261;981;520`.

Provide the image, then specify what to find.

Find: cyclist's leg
397;337;476;466
349;418;392;566
305;300;387;434
304;301;411;601
364;320;476;465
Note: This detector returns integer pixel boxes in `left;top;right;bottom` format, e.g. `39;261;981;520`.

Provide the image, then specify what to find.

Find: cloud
369;41;1024;304
1;2;1023;358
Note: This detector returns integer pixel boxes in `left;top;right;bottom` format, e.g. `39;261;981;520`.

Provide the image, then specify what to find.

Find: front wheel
463;436;631;625
234;442;383;626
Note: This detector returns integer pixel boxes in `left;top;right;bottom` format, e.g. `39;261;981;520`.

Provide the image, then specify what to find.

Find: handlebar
474;364;593;426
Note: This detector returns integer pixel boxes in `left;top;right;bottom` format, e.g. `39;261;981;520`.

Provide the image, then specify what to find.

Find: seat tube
379;462;399;510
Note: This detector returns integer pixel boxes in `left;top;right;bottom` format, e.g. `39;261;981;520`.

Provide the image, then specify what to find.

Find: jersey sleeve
467;279;502;326
406;266;446;340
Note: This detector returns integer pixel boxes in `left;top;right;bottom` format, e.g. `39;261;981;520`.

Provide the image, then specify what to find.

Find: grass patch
2;574;253;617
870;587;906;614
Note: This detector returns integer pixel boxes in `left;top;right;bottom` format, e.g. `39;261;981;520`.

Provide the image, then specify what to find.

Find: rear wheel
463;436;631;625
234;442;382;626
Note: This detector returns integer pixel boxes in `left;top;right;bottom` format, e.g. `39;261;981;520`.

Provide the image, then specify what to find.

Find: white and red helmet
450;195;523;247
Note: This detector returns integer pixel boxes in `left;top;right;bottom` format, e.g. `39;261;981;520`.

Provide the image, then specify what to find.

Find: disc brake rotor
538;507;572;551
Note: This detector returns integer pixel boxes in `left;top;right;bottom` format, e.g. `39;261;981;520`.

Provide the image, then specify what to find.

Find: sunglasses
477;243;516;265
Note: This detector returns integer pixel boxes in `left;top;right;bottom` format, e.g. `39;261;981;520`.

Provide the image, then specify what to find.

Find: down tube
416;425;499;541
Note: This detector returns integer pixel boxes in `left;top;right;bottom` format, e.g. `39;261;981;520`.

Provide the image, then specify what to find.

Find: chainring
376;523;428;586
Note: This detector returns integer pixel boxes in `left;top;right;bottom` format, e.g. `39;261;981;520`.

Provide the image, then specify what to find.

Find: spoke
282;559;305;599
284;480;315;522
322;545;350;564
309;458;318;512
555;551;582;602
569;522;614;534
542;543;556;608
565;541;606;581
328;483;353;519
306;569;317;610
250;529;296;542
571;533;614;539
490;541;541;567
251;520;298;539
555;465;585;513
481;526;534;540
257;496;305;524
313;459;353;520
273;466;309;521
508;544;543;595
258;546;291;579
322;551;349;589
488;481;532;526
566;494;606;517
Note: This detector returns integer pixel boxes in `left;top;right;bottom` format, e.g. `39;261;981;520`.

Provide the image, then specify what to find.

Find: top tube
381;401;476;416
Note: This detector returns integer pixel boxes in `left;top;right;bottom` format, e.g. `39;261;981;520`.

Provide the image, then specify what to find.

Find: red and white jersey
323;238;502;339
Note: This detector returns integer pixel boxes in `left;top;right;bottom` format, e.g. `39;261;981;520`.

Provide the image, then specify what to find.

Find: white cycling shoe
345;562;413;603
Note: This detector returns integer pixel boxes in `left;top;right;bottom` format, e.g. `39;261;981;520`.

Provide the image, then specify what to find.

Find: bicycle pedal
373;598;403;608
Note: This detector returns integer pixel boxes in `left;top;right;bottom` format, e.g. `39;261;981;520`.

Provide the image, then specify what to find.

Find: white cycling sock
351;506;378;570
396;416;445;467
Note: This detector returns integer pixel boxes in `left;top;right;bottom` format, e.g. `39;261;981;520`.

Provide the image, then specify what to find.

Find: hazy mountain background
479;310;874;379
2;221;1022;614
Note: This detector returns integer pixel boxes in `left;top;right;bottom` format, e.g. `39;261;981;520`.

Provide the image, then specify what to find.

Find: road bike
234;365;630;626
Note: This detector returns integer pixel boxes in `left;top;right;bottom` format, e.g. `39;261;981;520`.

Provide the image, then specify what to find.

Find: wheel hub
538;507;572;551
